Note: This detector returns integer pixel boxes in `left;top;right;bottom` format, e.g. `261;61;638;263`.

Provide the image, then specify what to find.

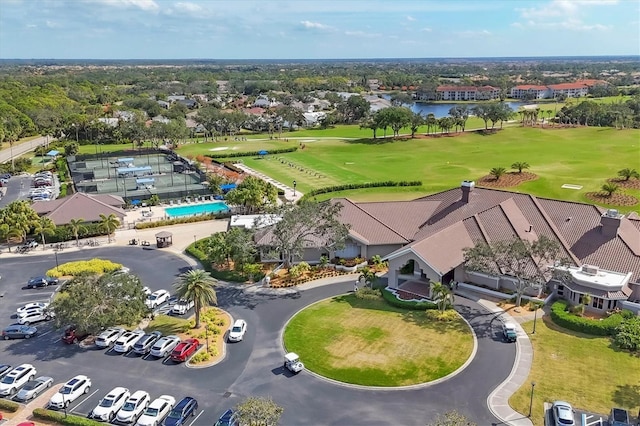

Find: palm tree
99;213;120;243
601;182;619;197
431;282;455;313
579;293;592;316
511;162;530;174
617;168;640;181
174;269;218;328
68;218;86;247
357;267;378;288
33;216;56;250
0;224;22;253
490;167;507;181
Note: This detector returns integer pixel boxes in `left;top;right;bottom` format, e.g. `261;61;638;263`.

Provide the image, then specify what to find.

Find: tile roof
32;192;126;225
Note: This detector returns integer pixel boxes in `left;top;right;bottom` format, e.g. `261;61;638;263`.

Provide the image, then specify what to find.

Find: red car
62;326;89;344
170;338;199;362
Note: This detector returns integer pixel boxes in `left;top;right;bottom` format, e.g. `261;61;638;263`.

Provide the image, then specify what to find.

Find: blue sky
0;0;638;59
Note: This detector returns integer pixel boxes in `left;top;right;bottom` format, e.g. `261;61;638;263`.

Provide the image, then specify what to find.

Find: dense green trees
225;176;278;214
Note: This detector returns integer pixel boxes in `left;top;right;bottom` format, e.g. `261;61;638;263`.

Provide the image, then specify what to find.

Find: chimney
601;209;623;237
461;180;475;203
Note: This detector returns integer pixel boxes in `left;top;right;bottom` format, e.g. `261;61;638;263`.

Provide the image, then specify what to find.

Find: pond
380;95;526;118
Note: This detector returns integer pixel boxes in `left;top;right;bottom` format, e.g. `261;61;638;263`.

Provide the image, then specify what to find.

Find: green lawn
509;318;640;425
283;295;473;386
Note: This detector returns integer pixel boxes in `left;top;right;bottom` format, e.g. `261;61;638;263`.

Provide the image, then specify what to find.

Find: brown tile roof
32;192;126;225
333;198;410;245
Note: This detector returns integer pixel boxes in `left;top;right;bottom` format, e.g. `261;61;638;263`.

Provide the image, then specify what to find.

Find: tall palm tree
33;216;56;250
617;168;640;181
99;213;120;243
0;224;22;253
68;218;86;247
490;167;507;181
601;183;619;197
511;162;530;174
174;269;218;328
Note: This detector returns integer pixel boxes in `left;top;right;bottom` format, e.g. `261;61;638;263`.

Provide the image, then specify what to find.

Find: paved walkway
232;163;304;203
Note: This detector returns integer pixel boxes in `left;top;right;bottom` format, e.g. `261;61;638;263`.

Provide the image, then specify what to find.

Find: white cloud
456;29;491;38
300;20;332;31
46;20;62;28
344;30;381;38
406;15;416;21
92;0;159;11
174;2;201;13
514;0;614;31
420;27;432;32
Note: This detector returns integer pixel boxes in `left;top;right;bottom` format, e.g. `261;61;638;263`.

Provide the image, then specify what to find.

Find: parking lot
544;404;622;426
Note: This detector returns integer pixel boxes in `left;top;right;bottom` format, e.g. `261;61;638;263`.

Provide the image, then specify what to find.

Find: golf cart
502;322;518;343
284;352;304;374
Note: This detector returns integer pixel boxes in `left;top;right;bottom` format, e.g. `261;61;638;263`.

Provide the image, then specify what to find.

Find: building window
557;284;564;296
607;299;613;310
592;297;603;309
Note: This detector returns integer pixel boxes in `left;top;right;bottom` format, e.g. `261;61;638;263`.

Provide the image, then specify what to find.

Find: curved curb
279;294;478;391
185;309;232;370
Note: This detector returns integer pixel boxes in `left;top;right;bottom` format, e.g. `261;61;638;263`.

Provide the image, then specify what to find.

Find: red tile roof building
510;79;608;99
436;85;500;101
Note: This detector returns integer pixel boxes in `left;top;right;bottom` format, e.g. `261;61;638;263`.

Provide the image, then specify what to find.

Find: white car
90;387;131;422
95;327;126;348
228;319;247;342
16;302;49;315
0;364;36;396
149;335;181;358
116;390;151;424
135;395;175;426
145;290;170;309
113;330;145;353
49;375;92;409
17;309;54;325
171;299;194;315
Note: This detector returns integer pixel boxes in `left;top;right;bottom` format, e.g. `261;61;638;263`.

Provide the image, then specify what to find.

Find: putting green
283;295;474;387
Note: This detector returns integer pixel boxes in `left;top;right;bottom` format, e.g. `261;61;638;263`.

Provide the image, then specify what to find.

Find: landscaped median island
283;294;473;387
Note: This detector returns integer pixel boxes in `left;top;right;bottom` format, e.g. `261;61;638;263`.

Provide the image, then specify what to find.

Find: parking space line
38;330;53;338
188;410;205;426
72;388;99;411
51;337;61;343
583;414;603;426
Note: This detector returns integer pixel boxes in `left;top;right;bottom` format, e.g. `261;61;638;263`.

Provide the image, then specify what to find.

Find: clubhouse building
259;182;640;315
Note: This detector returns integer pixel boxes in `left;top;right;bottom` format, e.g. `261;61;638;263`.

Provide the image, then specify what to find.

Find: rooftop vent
581;265;600;276
605;209;620;218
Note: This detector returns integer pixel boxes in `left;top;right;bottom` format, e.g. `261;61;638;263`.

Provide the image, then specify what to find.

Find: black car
27;276;59;289
163;397;198;426
2;324;38;339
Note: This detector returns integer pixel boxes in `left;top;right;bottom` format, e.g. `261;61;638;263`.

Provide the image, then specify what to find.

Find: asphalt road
0;136;49;165
0;247;515;425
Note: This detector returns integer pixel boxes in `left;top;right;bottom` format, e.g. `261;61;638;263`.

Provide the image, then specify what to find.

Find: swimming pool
165;202;230;218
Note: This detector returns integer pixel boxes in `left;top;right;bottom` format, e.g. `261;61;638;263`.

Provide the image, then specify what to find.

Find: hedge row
302;181;422;199
381;287;437;311
135;212;231;230
33;408;103;426
549;300;628;336
30;222;106;245
47;258;123;278
206;147;298;159
0;398;19;412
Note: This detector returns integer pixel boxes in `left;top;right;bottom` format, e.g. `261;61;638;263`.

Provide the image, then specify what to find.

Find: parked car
170;299;194;316
26;276;58;289
552;401;575;426
89;387;131;422
0;364;36;397
145;290;170;309
23;240;38;249
136;395;175;426
227;319;247;342
14;376;53;401
284;352;304;374
17;309;54;325
95;327;126;348
0;365;11;379
113;330;145;354
116;390;151;424
502;322;517;343
132;331;162;356
214;409;238;426
149;335;181;359
62;325;89;344
170;338;200;363
48;375;92;410
610;408;632;426
16;302;49;315
2;325;37;340
162;397;198;426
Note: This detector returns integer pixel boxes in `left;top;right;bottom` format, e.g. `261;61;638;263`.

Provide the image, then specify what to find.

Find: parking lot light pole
293;180;297;197
528;381;536;417
205;325;209;352
62;392;67;418
532;306;538;334
55;250;59;271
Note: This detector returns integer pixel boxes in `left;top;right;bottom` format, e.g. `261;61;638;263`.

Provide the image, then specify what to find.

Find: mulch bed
584;192;638;207
477;172;538;188
607;178;640;190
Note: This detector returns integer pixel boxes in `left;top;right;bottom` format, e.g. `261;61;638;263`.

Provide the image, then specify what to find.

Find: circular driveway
0;247;515;425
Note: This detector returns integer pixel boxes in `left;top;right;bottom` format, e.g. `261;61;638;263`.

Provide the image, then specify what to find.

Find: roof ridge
471;213;504;274
528;195;581;266
46;191;82;217
348;200;411;243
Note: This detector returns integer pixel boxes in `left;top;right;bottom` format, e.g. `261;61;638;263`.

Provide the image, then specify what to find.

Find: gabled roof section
333;198;410;245
355;200;441;241
32;192;125;225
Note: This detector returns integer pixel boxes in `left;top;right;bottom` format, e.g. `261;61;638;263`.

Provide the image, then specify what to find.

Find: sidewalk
455;288;534;426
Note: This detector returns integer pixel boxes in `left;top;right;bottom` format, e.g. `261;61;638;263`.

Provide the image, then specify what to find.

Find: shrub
528;300;544;311
0;398;19;412
425;310;459;322
354;287;382;300
613;317;640;352
190;350;211;363
135;212;231;229
206;147;298;159
301;180;422;200
549;300;626;336
381;287;438;311
185;242;248;283
33;408;103;425
47;258;122;278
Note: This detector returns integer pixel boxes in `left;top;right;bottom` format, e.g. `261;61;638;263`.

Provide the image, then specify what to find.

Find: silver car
149;335;180;358
14;376;53;401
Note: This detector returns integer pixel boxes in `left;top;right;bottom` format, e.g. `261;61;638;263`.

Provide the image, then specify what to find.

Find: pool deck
124;200;228;226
